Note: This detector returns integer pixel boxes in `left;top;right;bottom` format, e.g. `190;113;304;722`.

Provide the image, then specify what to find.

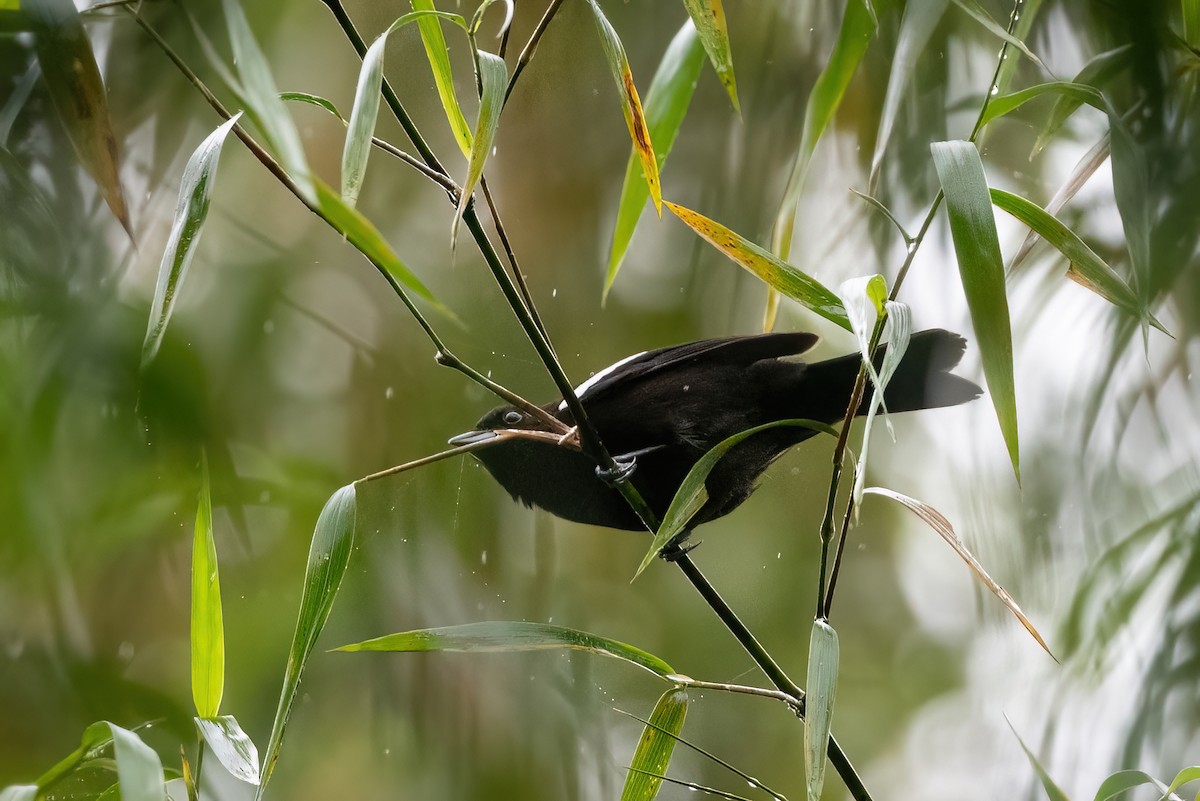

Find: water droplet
385;386;395;400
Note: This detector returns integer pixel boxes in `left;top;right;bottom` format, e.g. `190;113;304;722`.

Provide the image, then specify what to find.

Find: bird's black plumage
452;329;981;532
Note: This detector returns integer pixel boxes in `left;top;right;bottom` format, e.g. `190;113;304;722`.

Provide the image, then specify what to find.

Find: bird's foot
555;425;578;446
595;456;636;487
659;538;700;562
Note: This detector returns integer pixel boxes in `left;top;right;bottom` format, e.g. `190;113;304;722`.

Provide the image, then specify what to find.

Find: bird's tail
807;329;982;418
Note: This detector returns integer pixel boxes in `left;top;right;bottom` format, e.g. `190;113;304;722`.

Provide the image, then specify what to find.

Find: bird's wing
573;332;820;404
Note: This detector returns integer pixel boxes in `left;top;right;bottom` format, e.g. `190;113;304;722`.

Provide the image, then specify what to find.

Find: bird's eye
503;411;523;425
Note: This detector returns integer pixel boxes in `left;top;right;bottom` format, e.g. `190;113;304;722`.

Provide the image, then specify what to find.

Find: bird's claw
659;539;700;562
595;456;637;487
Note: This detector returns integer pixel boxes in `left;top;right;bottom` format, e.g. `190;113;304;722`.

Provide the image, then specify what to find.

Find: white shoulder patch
558;350;647;411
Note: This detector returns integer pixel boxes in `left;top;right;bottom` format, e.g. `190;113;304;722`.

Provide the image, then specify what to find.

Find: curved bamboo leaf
258;485;357;798
1008;721;1071;801
191;452;224;719
637;418;839;578
667;201;851;331
337;621;675;678
412;0;474;157
1162;766;1200;800
452;50;506;245
864;487;1054;657
106;724;165;801
680;0;738;112
27;0;131;235
605;19;705;300
804;620;839;801
1033;45;1132;155
931;140;1019;482
950;0;1048;73
587;0;661;214
990;187;1166;333
979;81;1105;129
621;688;689;801
281;91;344;121
195;715;260;785
141;115;241;368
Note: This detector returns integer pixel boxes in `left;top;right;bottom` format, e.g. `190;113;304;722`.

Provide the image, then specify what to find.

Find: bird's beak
448;429;498;447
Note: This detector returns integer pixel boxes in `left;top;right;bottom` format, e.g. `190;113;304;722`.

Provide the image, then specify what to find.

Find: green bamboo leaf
1008;721;1071;801
314;181;454;320
1185;0;1200;46
989;187;1166;333
621;688;689;801
412;0;473;157
1107;111;1151;298
281;91;344;121
1033;45;1131;155
864;487;1054;657
191;453;224;719
221;0;312;199
26;0;131;235
680;0;738;112
992;0;1042;94
931;140;1019;482
667;201;851;330
195;716;260;785
978;81;1106;129
32;722;113;789
586;0;661;215
452;50;506;245
950;0;1049;73
141;115;241;368
1091;770;1172;801
106;724;165;801
636;418;838;578
869;0;949;188
804;620;839;801
337;621;675;678
605;19;706;301
258;485;356;798
1162;765;1200;799
768;0;875;330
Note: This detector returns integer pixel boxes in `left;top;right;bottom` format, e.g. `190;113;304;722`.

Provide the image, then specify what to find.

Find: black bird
451;329;980;534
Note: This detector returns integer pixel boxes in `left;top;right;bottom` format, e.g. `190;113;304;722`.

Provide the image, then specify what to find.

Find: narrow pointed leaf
869;0;949;187
680;0;738;112
1033;45;1132;155
141;115;241;368
282;91;344;121
191;453;224;718
106;723;165;801
221;0;311;199
1008;721;1071;801
950;0;1048;73
804;620;839;801
1107;111;1151;291
1162;766;1200;799
587;0;661;214
667;201;851;330
337;621;674;678
606;20;705;300
990;187;1166;333
258;485;356;797
978;81;1105;129
195;716;260;785
992;0;1043;94
638;418;838;577
773;0;876;261
625;771;752;801
412;0;474;157
864;487;1054;657
452;51;506;244
1091;770;1172;801
621;689;689;801
27;0;131;235
931;140;1019;482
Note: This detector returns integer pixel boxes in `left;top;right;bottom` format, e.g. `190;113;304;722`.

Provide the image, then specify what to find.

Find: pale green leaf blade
1008;721;1072;801
1091;770;1169;801
1033;45;1131;155
680;0;738;112
191;453;224;718
412;0;473;157
804;620;839;801
258;485;356;797
106;723;165;801
587;0;661;214
605;19;706;300
342;32;388;206
773;0;876;259
621;688;689;801
990;187;1166;333
993;0;1043;94
452;50;507;244
667;201;851;330
931;140;1019;482
1162;765;1200;799
979;81;1106;129
1186;0;1200;46
337;621;675;678
951;0;1048;72
869;0;949;188
27;0;131;235
221;0;311;199
141;115;241;368
638;418;839;577
32;722;113;789
195;715;261;785
281;91;344;121
864;487;1054;657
